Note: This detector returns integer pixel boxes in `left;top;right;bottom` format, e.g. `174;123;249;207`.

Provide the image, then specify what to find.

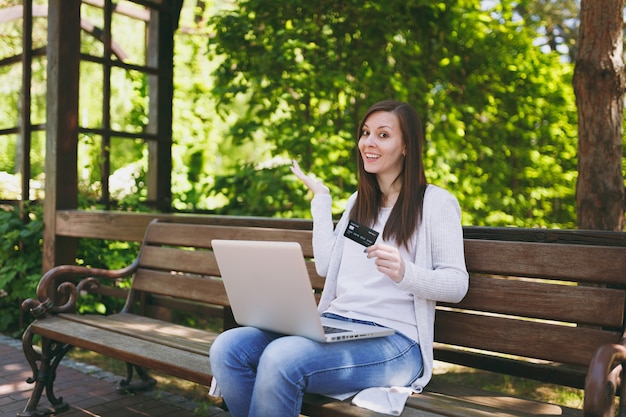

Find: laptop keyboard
323;325;351;334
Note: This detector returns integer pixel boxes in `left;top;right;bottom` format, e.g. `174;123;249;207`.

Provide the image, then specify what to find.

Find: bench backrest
126;219;626;388
125;220;325;318
436;236;626;388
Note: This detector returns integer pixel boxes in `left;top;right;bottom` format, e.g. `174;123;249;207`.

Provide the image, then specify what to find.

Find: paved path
0;334;228;417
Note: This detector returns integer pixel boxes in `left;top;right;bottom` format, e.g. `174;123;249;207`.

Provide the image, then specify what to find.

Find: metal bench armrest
584;339;626;417
22;260;139;318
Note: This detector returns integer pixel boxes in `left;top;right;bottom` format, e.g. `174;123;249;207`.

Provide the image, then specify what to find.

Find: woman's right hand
290;160;330;195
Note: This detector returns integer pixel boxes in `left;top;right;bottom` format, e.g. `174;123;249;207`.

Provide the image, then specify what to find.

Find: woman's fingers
366;243;405;282
290;160;330;195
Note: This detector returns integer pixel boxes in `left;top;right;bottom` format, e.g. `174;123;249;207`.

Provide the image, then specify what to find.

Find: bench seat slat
435;310;621;366
301;394;435;417
301;390;576;417
417;379;581;417
28;316;214;386
441;275;624;328
464;239;626;284
406;391;576;417
301;394;415;417
59;313;215;356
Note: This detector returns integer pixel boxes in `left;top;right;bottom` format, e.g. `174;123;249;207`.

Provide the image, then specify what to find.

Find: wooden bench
18;218;626;417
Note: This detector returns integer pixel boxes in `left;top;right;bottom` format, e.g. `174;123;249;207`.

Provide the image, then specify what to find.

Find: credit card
344;220;379;247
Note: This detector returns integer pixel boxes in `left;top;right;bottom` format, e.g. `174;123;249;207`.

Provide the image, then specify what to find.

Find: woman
209;100;468;417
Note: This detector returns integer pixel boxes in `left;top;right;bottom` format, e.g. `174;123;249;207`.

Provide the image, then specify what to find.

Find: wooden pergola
1;0;187;271
45;0;185;271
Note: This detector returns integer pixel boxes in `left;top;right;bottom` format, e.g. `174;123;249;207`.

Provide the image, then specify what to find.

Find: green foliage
0;0;582;226
0;0;48;175
423;1;578;227
0;205;43;336
206;0;578;226
73;238;139;316
0;202;142;334
211;159;320;217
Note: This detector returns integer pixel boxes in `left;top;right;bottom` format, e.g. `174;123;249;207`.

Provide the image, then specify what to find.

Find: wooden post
19;0;33;220
146;3;180;212
43;0;81;272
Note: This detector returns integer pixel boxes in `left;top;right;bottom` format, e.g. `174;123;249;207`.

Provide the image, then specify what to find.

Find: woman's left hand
365;243;405;283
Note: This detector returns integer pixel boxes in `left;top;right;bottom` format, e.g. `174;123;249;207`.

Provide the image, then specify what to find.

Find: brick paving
0;335;228;417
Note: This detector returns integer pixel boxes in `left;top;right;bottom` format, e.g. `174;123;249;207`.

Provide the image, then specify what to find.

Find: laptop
211;239;394;343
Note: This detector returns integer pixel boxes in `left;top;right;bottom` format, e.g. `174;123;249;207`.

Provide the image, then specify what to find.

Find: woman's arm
398;189;469;303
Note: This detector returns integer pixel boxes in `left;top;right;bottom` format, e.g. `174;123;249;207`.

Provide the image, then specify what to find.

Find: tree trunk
573;0;625;231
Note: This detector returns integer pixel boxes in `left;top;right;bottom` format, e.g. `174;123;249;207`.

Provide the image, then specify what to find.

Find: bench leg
18;327;72;417
117;363;157;393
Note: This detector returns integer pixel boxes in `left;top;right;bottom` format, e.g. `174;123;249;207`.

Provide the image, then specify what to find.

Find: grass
66;349;585;412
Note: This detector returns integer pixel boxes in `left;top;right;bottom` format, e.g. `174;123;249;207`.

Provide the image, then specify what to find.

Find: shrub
0;205;43;336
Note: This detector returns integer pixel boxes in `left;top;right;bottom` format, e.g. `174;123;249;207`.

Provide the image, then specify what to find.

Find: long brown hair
349;100;428;248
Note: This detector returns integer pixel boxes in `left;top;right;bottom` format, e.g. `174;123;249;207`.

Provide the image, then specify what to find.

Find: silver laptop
211;239;394;343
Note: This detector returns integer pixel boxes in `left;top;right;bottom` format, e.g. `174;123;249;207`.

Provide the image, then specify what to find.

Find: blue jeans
209;315;423;417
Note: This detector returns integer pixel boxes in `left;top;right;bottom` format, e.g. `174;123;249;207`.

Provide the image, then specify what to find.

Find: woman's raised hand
290;160;330;195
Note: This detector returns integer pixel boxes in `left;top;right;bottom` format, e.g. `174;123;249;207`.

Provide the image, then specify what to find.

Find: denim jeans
209;315;423;417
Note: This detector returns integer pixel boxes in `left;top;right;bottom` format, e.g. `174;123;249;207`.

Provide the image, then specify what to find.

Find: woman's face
358;111;406;185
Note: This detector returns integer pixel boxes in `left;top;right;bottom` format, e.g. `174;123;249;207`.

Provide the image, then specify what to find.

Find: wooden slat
417;379;582;417
56;210;626;247
463;226;626;247
464;239;626;285
434;310;622;366
144;221;315;256
307;263;326;290
139;245;220;275
29;317;214;386
59;313;215;356
301;394;430;417
132;268;229;306
138;245;324;287
405;391;576;417
441;276;624;328
55;210;314;241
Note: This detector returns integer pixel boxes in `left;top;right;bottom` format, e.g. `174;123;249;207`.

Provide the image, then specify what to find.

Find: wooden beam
43;0;81;272
81;0;151;21
55;210;314;242
19;0;33;219
146;3;182;211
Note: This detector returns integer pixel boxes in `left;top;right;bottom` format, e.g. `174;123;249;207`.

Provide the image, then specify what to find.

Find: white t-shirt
325;207;419;342
313;186;469;391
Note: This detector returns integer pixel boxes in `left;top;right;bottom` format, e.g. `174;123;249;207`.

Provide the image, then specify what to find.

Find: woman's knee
210;327;238;358
257;337;318;381
210;327;263;366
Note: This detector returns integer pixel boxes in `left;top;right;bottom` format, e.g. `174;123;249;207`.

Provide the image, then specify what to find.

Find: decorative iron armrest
21;260;139;319
584;339;626;417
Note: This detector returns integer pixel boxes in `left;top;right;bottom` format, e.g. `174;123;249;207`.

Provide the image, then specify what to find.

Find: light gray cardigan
312;185;469;392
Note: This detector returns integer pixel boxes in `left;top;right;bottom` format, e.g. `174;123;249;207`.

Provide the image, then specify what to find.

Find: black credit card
344;220;379;247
